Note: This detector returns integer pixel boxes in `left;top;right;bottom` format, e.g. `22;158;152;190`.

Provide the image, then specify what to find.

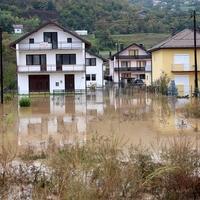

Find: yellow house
149;29;200;96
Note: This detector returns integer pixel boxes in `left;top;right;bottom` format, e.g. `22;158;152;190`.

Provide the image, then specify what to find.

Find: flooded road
1;88;200;151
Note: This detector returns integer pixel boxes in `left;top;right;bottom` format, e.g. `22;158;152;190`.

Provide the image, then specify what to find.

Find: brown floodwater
1;88;200;151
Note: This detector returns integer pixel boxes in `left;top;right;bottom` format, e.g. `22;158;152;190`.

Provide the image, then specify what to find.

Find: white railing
18;42;83;50
17;65;85;72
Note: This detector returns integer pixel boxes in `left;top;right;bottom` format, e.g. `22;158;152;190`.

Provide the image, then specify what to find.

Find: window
86;74;96;81
67;38;72;43
56;54;76;65
33;55;40;65
121;61;129;67
86;58;96;66
26;55;46;65
92;74;96;81
44;32;58;49
29;38;34;44
137;61;146;67
56;82;59;87
174;54;189;70
86;74;90;81
129;49;139;56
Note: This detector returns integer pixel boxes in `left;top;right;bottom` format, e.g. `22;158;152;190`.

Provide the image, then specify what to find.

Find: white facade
109;44;152;85
12;22;105;94
86;52;104;88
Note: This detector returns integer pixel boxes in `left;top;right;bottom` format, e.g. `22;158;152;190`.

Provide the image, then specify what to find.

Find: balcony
17;65;85;73
115;55;151;59
18;42;83;51
171;64;200;72
114;67;147;72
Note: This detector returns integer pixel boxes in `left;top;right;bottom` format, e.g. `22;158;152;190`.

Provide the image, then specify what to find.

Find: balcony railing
115;55;151;59
18;42;83;51
114;67;148;72
171;64;200;72
18;65;85;72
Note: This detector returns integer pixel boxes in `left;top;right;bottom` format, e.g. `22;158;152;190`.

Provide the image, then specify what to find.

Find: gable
10;21;91;49
19;24;82;44
119;44;148;56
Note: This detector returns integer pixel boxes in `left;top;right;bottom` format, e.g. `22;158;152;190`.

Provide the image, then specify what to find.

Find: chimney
120;43;124;51
109;51;112;59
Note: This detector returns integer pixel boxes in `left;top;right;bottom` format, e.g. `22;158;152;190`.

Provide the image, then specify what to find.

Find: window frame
92;74;96;81
67;38;72;43
56;54;76;65
26;55;46;65
29;38;34;44
86;58;96;66
86;74;90;81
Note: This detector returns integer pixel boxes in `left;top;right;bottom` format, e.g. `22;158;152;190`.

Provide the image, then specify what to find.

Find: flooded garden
1;88;200;199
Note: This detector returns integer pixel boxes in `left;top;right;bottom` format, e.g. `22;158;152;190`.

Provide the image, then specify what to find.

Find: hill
0;0;199;35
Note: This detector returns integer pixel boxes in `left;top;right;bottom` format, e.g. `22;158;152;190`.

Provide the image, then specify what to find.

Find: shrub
153;72;170;95
19;97;31;107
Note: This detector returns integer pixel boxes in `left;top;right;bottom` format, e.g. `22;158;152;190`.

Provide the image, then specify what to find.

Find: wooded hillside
0;0;199;34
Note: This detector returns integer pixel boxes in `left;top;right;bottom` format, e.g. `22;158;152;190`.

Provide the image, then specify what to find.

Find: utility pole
116;41;120;87
0;27;3;104
193;10;199;97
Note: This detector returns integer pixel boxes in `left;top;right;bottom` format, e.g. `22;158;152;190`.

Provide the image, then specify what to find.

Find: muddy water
1;88;200;150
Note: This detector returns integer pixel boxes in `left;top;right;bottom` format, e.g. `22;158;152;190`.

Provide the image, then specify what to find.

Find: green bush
19;97;31;107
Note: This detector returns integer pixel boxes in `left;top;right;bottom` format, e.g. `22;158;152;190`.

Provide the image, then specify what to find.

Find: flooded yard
0;88;200;151
2;88;200;199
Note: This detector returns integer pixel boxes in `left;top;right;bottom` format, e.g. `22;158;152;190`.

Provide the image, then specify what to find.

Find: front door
65;74;75;91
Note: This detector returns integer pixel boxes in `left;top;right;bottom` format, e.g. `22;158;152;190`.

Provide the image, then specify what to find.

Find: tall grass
0;136;200;199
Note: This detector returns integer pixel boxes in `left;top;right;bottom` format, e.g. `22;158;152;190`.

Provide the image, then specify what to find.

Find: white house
109;43;152;85
86;51;107;88
13;24;23;34
10;21;105;94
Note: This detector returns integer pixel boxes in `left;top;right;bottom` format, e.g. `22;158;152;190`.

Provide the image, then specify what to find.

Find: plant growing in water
19;97;31;107
153;72;170;95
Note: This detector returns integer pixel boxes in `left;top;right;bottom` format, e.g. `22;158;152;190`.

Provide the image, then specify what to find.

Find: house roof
10;21;91;49
86;51;108;62
111;43;149;60
149;29;200;52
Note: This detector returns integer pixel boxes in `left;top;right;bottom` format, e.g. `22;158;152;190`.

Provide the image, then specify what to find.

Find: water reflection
1;88;200;150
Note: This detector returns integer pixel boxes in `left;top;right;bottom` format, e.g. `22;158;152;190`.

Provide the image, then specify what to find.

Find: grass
1;135;200;199
183;100;200;118
85;33;169;57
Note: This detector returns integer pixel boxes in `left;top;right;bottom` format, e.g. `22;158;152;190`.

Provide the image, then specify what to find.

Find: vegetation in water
183;100;200;118
0;135;200;199
151;73;170;95
19;97;31;107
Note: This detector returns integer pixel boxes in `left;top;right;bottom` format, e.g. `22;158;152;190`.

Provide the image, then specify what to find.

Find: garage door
29;75;49;92
174;75;189;96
